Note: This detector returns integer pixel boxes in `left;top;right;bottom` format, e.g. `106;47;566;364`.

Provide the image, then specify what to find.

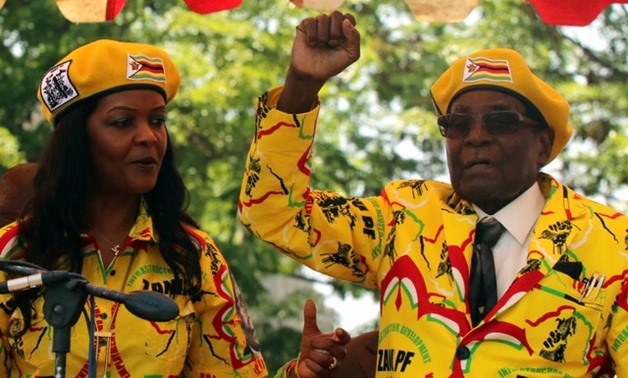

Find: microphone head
124;290;179;322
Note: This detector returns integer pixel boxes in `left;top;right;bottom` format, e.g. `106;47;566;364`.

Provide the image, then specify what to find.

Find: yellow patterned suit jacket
0;200;267;377
238;87;628;378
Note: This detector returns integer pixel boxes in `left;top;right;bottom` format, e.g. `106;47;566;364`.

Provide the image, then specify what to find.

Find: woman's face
86;89;168;196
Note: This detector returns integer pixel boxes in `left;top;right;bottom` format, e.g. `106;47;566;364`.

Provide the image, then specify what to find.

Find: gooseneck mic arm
0;261;179;322
0;260;180;378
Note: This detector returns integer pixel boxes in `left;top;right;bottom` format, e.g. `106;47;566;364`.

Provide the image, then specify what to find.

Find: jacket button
456;345;471;360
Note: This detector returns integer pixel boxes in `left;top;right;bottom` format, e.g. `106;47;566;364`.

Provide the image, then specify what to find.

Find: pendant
95;331;113;376
111;244;120;255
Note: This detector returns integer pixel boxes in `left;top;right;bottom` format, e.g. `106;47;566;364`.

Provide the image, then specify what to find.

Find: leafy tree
0;0;625;373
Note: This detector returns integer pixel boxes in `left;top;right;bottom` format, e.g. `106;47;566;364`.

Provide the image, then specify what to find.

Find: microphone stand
42;276;88;378
0;262;180;378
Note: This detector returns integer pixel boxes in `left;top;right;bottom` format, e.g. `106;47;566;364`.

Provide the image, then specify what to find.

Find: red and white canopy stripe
292;0;627;25
0;0;624;25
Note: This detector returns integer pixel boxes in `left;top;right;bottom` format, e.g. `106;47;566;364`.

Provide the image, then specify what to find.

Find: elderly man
238;11;627;377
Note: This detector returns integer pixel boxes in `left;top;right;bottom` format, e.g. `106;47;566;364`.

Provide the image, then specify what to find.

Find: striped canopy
0;0;624;25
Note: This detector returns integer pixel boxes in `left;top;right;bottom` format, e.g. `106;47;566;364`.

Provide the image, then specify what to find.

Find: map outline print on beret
40;60;77;113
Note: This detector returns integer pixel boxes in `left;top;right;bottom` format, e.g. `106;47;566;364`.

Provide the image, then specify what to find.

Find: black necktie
469;217;505;326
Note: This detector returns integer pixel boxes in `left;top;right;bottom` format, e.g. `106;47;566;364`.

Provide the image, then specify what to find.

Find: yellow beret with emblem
431;48;572;164
37;39;180;125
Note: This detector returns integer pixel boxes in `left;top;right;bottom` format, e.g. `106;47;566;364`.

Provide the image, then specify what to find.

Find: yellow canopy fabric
405;0;479;22
290;0;345;10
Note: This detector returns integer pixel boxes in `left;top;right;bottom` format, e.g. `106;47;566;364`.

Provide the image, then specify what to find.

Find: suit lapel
494;178;582;315
442;196;478;319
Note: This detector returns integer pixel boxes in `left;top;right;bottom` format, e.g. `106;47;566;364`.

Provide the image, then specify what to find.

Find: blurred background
1;0;626;372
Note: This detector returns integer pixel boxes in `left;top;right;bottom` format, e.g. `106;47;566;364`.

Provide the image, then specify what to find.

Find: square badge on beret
40;61;77;114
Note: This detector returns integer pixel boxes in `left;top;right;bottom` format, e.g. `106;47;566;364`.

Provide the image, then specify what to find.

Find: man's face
444;90;552;214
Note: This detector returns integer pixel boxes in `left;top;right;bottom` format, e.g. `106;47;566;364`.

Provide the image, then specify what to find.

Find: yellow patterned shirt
0;200;268;377
238;87;628;378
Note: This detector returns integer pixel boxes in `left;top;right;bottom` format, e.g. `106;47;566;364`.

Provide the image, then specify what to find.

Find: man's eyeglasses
437;111;540;138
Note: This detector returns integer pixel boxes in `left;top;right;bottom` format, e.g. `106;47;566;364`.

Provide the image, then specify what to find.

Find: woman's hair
14;94;202;332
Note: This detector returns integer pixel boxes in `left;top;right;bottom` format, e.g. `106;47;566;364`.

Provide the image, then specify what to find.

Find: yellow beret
37;39;180;125
431;48;572;164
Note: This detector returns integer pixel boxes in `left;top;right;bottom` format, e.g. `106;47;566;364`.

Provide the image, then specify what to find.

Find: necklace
86;223;129;256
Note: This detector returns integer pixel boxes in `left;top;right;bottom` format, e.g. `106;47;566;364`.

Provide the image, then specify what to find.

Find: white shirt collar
473;182;545;245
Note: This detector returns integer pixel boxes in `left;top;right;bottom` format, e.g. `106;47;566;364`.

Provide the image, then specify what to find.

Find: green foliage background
0;0;626;373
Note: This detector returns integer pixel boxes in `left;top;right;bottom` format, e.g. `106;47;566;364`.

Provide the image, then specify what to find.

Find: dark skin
278;11;360;113
445;90;553;214
277;12;552;215
296;299;351;378
276;11;554;376
86;92;350;377
0;163;38;227
84;89;167;267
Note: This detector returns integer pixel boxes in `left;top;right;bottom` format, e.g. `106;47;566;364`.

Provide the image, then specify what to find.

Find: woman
0;39;348;377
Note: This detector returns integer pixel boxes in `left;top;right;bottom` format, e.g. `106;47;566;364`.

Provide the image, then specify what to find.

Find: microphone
0;271;71;294
83;285;179;322
0;261;179;322
123;291;179;322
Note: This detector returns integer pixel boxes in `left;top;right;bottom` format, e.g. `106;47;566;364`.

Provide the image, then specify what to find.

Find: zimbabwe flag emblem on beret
127;54;166;82
463;57;512;83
